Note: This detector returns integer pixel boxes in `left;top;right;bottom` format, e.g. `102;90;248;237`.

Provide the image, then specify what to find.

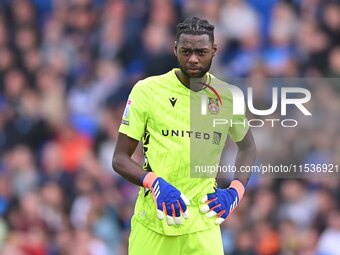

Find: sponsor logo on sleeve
123;99;132;119
121;120;129;125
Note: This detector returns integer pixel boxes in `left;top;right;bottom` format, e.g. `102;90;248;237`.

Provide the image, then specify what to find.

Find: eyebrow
179;47;209;51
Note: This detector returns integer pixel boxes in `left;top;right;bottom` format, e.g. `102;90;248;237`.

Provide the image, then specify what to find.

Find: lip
187;68;201;72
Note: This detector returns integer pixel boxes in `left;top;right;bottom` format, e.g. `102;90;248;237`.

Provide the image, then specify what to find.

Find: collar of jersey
172;68;211;93
171;68;223;105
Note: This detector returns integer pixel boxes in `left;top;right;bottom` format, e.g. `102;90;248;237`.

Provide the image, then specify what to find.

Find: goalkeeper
112;17;256;255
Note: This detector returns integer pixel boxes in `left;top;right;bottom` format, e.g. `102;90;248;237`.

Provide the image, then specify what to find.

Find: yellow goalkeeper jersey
118;68;248;236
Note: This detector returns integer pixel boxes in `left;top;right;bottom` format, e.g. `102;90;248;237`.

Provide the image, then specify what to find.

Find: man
112;17;256;255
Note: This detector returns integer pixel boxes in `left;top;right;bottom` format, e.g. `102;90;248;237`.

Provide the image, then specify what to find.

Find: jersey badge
208;97;219;113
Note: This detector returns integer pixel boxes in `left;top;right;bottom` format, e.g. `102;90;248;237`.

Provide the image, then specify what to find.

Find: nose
188;53;199;64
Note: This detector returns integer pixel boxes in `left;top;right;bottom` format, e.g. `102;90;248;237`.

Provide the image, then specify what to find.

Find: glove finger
178;199;189;219
178;198;187;211
182;209;189;219
180;193;191;205
157;209;164;220
206;210;217;218
219;210;228;219
201;193;217;203
166;204;173;217
206;202;224;217
174;217;182;225
171;203;182;225
166;215;174;226
200;199;220;213
209;202;225;216
215;210;229;224
200;204;209;213
156;202;165;220
215;217;225;225
173;202;181;217
208;199;220;209
170;203;182;224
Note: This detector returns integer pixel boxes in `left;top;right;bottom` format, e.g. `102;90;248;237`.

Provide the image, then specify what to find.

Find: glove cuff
141;172;158;189
229;180;245;200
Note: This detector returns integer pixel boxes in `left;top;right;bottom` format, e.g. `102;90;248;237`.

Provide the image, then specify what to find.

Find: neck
175;69;208;91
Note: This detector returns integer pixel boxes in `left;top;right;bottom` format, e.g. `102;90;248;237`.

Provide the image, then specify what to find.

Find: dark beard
177;58;213;78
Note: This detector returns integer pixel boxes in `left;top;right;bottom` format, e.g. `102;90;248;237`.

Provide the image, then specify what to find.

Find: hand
142;172;190;226
200;180;245;224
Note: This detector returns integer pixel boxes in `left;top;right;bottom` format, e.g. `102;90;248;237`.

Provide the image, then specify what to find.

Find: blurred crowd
0;0;339;254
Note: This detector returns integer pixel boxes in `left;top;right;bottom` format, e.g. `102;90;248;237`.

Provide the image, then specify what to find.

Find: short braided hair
176;17;214;42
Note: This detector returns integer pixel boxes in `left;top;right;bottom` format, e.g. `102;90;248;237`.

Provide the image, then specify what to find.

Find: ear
173;41;178;56
212;43;217;57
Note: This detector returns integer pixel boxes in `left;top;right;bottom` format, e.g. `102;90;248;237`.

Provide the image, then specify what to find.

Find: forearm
234;145;256;186
234;130;257;187
112;153;146;186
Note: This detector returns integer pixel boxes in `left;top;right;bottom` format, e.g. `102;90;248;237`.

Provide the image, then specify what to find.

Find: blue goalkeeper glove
200;180;245;224
142;172;190;226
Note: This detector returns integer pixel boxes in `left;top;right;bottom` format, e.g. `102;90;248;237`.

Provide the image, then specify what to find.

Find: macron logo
169;97;177;107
